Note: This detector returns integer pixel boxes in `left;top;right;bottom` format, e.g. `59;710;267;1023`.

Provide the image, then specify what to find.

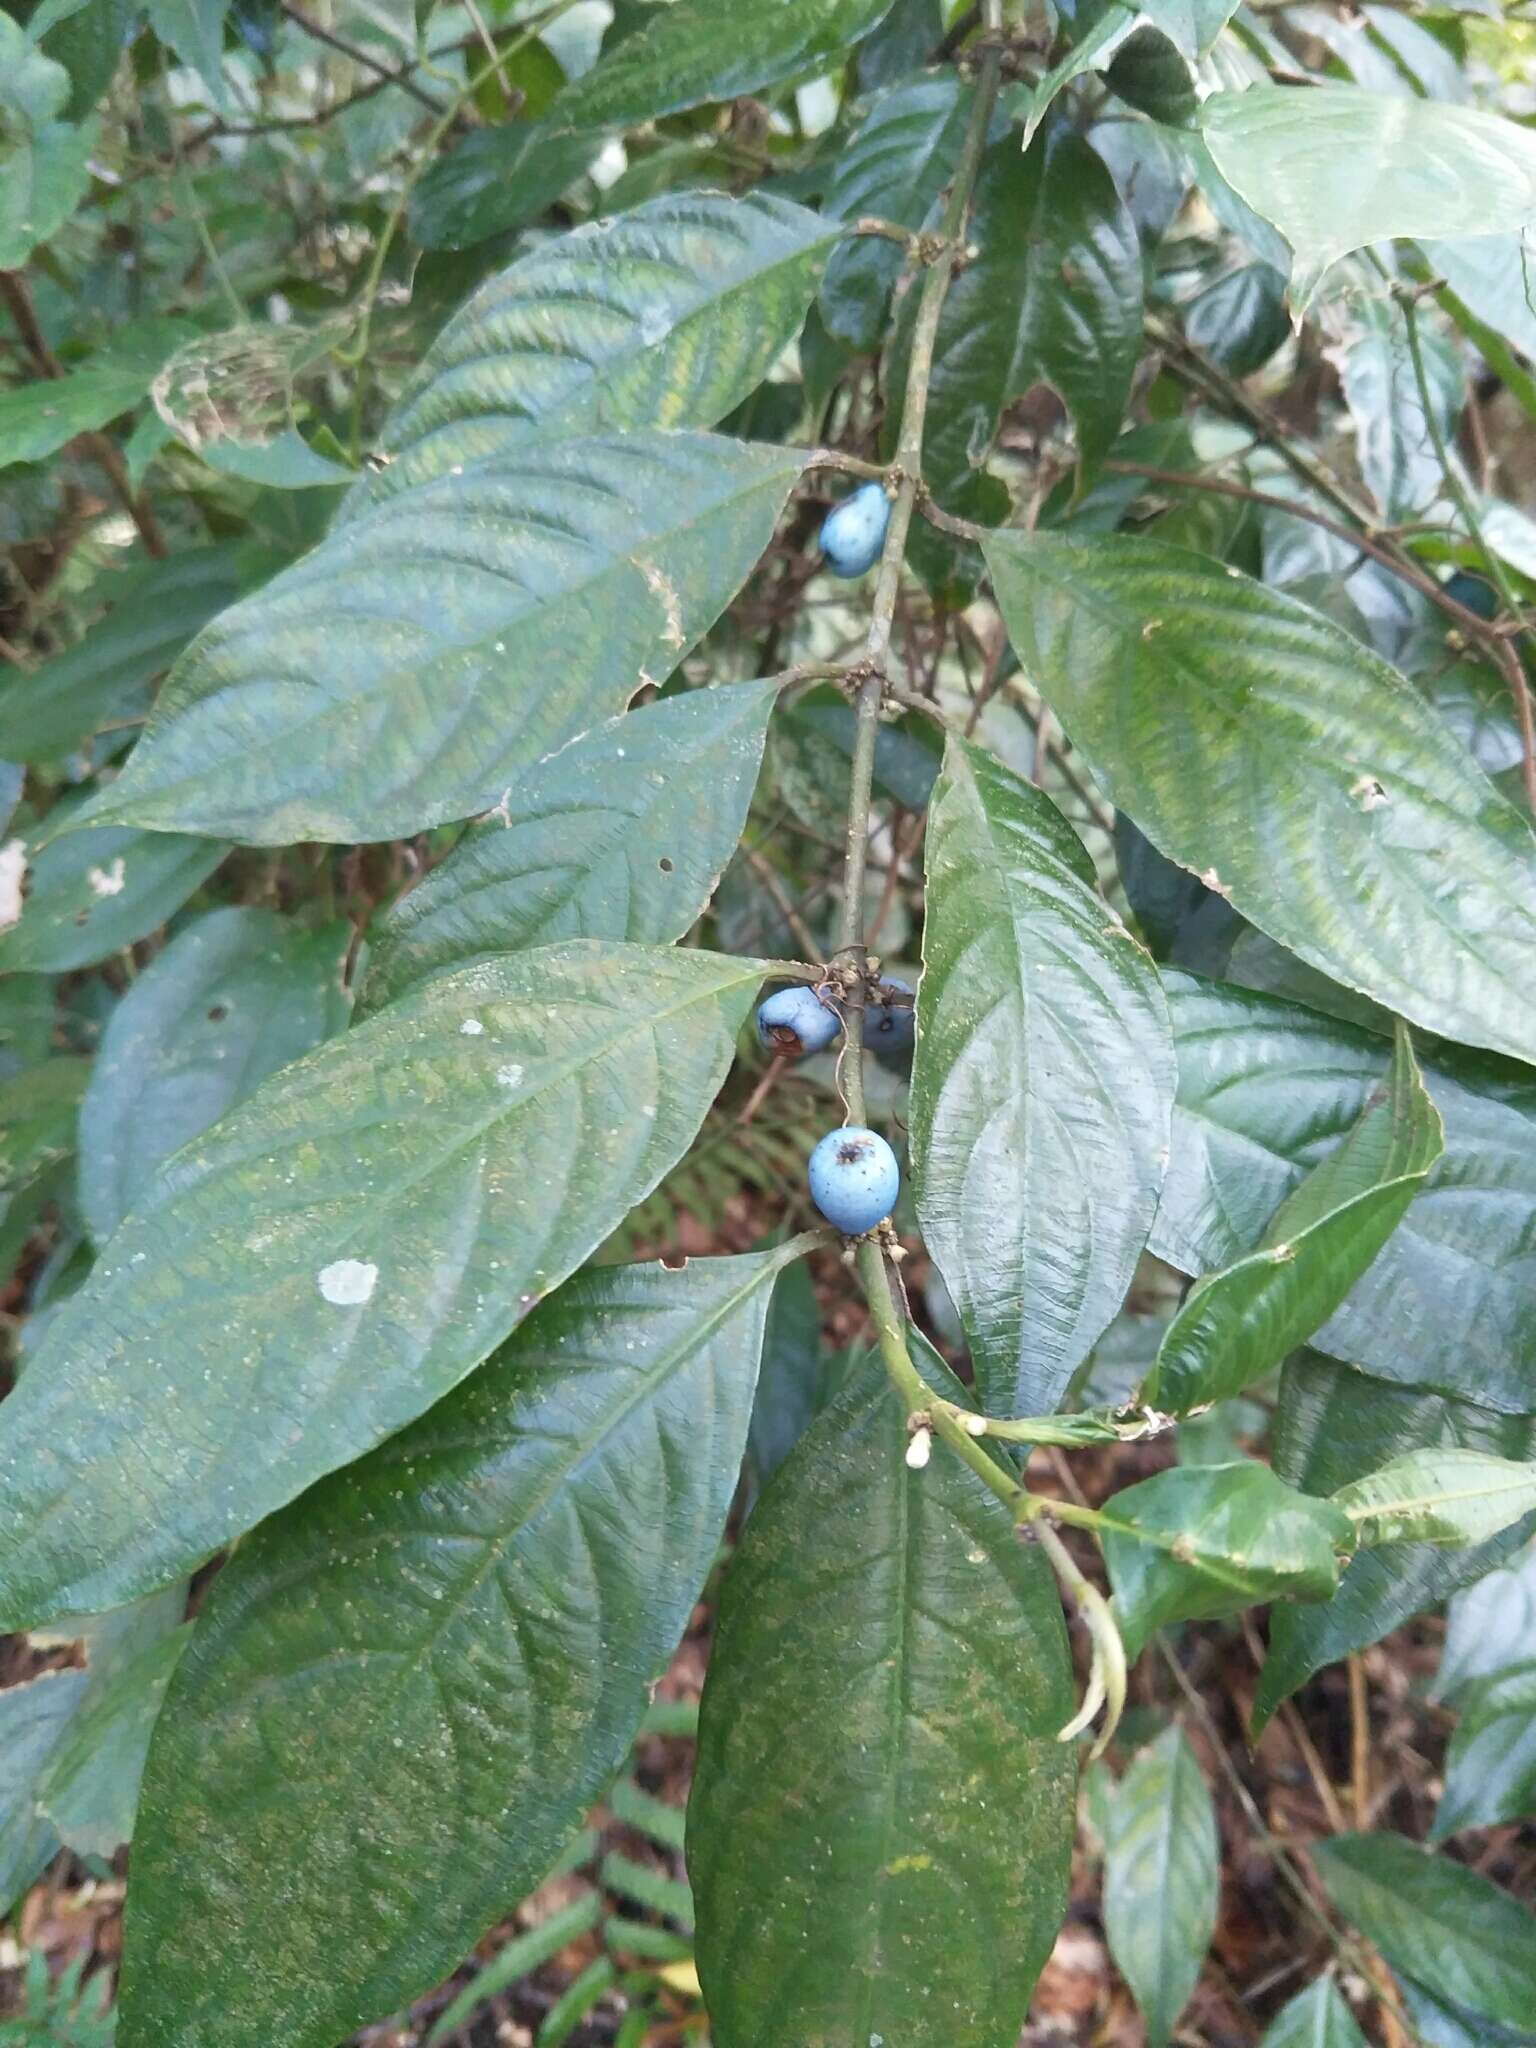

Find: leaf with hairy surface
689;1341;1075;2048
911;737;1173;1414
118;1245;804;2048
1149;1020;1442;1414
0;941;766;1628
77;433;802;845
984;531;1536;1065
361;686;776;1013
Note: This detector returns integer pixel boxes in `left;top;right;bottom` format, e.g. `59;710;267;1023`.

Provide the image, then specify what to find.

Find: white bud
963;1413;988;1437
905;1426;933;1470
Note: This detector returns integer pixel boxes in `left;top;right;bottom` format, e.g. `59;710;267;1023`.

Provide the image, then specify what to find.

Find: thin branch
277;0;445;111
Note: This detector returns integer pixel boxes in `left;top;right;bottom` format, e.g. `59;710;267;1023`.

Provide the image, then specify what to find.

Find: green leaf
0;15;96;268
743;1253;823;1496
1335;1450;1536;1550
118;1246;801;2048
0;940;766;1627
1437;1546;1536;1702
36;1624;191;1857
1140;0;1241;56
1334;294;1462;524
1255;1352;1536;1732
0;362;160;473
0;545;267;763
1201;87;1536;306
361;685;775;1013
1150;1020;1442;1413
355;192;835;510
1104;26;1198;128
818;75;974;349
1103;1726;1218;2048
0;1058;87;1191
1424;235;1536;369
0;1669;87;1917
1102;1462;1350;1658
193;427;353;490
1181;263;1289;378
900;129;1142;504
1311;1832;1536;2038
1153;973;1536;1414
36;0;138;117
78;906;352;1244
910;737;1174;1414
410;119;603;251
0;820;229;973
982;530;1536;1066
1396;1978;1508;2048
690;1344;1076;2048
1017;5;1139;146
144;0;228;104
1432;1661;1536;1840
1259;1978;1370;2048
549;0;896;129
80;432;803;845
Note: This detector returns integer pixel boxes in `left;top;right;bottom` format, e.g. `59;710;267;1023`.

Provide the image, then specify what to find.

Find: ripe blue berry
862;977;915;1054
807;1125;900;1235
756;984;841;1057
819;480;891;578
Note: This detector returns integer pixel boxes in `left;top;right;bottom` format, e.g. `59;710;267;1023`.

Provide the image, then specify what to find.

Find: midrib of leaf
1101;1512;1270;1597
1343;1464;1536;1528
855;1425;915;2048
265;1246;800;1709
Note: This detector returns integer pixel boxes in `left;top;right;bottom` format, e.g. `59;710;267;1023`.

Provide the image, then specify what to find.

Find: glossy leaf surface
550;0;896;128
911;737;1174;1414
1259;1978;1369;2048
1102;1462;1349;1657
1312;1833;1536;2037
120;1248;800;2048
1153;973;1536;1413
83;433;802;845
984;530;1536;1065
362;685;775;1012
356;192;836;509
1202;86;1536;304
78;907;353;1243
1103;1726;1218;2048
0;941;764;1627
689;1345;1076;2048
1150;1021;1441;1413
1437;1545;1536;1701
1335;1450;1536;1550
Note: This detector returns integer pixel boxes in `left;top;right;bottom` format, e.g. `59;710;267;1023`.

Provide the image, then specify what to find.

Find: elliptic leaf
36;1624;191;1857
1103;1726;1219;2048
409;120;603;252
1255;1352;1536;1732
1431;1661;1536;1840
78;907;353;1243
818;75;974;349
911;736;1174;1414
1335;1450;1536;1550
0;1669;87;1916
0;820;229;973
689;1344;1076;2048
0;940;766;1627
1153;972;1536;1414
1150;1020;1442;1414
1259;1978;1370;2048
550;0;896;129
1102;1461;1350;1658
354;192;836;510
1436;1545;1536;1702
901;130;1141;504
361;685;775;1012
1311;1832;1536;2038
0;545;269;764
1201;87;1536;305
983;530;1536;1066
80;432;803;845
0;357;165;473
119;1247;803;2048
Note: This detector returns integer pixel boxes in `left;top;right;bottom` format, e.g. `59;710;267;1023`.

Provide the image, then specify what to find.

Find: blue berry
819;481;891;578
862;977;915;1053
808;1125;900;1235
756;984;841;1057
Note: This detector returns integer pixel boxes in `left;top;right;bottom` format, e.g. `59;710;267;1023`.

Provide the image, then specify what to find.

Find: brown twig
0;271;168;558
277;0;445;111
